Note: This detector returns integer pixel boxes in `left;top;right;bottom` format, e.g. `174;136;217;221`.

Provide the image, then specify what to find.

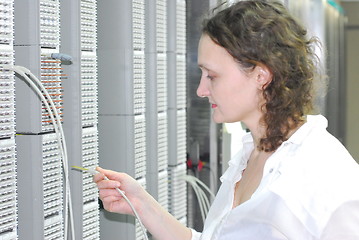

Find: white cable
4;65;75;240
187;176;212;217
186;174;216;199
191;178;209;218
184;174;214;205
103;175;149;240
190;180;206;222
188;177;207;221
193;180;210;214
182;175;214;223
183;176;205;221
190;175;213;213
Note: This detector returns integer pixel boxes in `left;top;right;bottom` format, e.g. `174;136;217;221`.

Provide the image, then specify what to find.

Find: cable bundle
2;65;75;240
182;175;215;224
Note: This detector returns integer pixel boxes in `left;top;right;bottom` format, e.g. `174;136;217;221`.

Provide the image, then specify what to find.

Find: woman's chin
212;115;225;124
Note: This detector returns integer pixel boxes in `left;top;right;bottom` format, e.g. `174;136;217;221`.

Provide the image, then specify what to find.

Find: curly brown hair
202;0;320;152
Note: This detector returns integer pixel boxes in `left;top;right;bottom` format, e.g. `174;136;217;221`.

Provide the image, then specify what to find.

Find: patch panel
168;163;187;222
80;0;97;51
158;169;169;210
0;0;13;45
133;0;145;51
39;0;60;48
177;109;187;165
176;54;186;110
156;0;166;53
0;47;14;139
133;51;146;115
81;126;100;240
134;114;146;179
176;0;186;55
81;52;98;127
157;53;167;112
135;177;147;240
0;138;17;240
40;49;64;133
17;133;64;239
158;112;168;171
42;134;64;239
82;202;100;239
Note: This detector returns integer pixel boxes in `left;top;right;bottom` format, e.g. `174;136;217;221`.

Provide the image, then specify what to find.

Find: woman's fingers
96;178;121;189
99;188;122;200
96;166;129;182
100;194;126;212
93;172;105;183
93;167;123;187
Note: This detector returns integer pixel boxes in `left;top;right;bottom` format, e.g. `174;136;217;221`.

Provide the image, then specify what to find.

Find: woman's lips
212;104;217;108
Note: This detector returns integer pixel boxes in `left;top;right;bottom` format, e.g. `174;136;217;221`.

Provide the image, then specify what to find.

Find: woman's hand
93;166;192;240
93;166;148;216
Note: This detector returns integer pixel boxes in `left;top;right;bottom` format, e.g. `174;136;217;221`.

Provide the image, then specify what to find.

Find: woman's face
197;34;265;124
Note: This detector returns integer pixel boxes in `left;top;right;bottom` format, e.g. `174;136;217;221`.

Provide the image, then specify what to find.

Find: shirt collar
220;115;328;182
285;114;328;146
240;115;328;148
237;115;328;150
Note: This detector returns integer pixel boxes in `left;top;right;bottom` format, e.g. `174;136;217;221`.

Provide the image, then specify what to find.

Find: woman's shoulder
281;114;358;184
289;114;354;161
268;115;359;234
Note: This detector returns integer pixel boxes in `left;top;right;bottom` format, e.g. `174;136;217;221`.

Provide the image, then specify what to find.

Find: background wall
342;1;359;162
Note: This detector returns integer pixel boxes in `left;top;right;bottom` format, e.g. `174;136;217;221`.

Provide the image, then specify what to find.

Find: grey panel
16;133;64;240
60;0;100;239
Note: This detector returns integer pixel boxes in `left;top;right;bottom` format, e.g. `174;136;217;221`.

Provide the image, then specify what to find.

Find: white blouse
191;115;359;240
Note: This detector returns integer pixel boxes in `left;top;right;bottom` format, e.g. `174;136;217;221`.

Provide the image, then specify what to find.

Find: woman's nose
196;78;209;98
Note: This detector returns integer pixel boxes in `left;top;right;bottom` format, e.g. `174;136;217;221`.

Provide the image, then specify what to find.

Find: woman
94;1;359;239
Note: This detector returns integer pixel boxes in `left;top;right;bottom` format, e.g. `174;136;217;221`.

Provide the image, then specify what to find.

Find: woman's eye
207;75;214;80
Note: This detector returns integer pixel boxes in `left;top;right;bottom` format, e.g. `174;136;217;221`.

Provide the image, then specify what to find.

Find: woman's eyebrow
198;63;211;71
198;64;205;69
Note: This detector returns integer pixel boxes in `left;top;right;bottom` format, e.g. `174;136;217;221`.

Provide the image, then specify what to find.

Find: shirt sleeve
190;228;202;240
321;200;359;240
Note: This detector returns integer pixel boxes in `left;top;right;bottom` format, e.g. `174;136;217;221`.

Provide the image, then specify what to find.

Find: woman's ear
254;64;273;90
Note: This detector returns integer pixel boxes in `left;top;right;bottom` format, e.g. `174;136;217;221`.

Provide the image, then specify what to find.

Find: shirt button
269;168;274;173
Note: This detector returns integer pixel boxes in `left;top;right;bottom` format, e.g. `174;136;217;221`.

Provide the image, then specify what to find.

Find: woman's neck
248;116;306;151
